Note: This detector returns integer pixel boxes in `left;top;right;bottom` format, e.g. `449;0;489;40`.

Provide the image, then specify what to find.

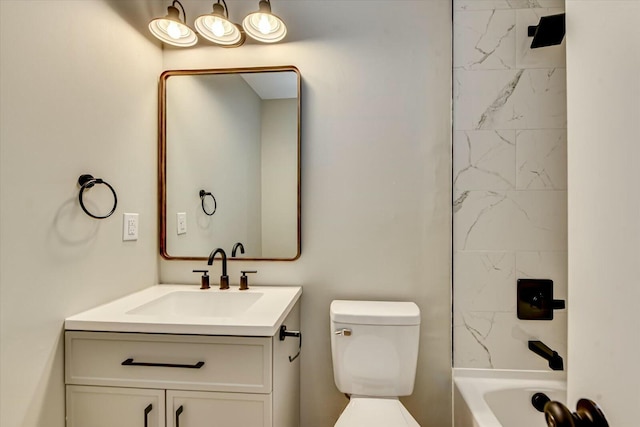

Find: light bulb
166;21;182;39
211;17;225;37
242;2;287;43
258;14;271;35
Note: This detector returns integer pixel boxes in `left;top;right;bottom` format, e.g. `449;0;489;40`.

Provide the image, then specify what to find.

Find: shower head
528;13;565;49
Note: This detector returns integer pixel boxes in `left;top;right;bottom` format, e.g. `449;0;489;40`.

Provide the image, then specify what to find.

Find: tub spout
528;340;564;371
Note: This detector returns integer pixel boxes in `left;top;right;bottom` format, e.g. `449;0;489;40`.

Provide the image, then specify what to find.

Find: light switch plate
177;212;187;235
123;213;139;241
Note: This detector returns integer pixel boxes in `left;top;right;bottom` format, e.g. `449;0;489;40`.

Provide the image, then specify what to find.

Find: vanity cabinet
65;301;300;427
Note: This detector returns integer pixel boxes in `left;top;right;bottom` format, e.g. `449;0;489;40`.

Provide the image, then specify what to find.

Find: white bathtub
453;369;566;427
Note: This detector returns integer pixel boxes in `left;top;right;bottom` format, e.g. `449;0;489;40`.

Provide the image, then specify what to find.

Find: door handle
541;398;609;427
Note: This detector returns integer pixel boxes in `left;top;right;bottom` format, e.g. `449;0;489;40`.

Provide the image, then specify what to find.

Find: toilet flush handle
334;328;352;336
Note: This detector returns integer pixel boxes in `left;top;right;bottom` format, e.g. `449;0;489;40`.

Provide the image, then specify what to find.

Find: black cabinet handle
176;405;184;427
144;404;152;427
122;358;205;369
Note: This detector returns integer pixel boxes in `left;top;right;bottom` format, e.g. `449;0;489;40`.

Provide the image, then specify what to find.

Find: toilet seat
334;397;420;427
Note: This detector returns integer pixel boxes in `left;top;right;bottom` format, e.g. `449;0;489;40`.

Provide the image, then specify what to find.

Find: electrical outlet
177;212;187;235
123;213;139;241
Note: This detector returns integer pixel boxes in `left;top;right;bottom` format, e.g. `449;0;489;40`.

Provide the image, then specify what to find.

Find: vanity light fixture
242;0;287;43
148;0;198;47
195;0;245;47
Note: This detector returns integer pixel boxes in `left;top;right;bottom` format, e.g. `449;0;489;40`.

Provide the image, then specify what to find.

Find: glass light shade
195;3;244;47
149;5;198;47
242;1;287;43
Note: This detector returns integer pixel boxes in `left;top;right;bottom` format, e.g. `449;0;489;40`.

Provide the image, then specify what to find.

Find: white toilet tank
330;300;420;397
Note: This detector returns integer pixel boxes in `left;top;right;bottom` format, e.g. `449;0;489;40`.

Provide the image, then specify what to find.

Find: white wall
453;0;568;370
0;1;162;426
160;1;453;426
566;2;640;425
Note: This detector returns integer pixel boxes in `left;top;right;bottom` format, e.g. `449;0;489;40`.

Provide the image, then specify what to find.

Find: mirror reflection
159;67;300;261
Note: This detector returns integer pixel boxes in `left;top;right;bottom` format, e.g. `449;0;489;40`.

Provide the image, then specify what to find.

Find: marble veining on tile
516;129;567;189
454;130;516;191
476;69;525;129
454;68;567;130
454;251;516;312
454;10;516;70
453;191;470;214
455;311;496;368
454;190;508;250
454;190;567;251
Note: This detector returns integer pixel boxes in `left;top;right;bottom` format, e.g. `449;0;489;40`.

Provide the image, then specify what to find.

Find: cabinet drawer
65;332;271;393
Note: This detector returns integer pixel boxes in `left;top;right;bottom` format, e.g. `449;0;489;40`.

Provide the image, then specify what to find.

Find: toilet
330;300;421;427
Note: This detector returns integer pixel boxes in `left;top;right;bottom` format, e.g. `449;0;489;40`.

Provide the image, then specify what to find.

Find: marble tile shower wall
453;0;567;370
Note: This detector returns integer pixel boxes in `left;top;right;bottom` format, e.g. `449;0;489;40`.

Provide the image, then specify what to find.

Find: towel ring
199;190;217;216
78;174;117;219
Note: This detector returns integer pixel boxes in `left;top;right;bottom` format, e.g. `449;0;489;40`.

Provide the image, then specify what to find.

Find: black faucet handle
239;270;257;290
192;270;210;289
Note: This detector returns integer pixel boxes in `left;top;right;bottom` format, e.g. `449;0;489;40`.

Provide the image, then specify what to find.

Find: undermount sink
65;285;302;336
126;291;263;318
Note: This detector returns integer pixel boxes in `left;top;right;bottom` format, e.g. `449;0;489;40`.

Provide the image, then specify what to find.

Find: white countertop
65;284;302;336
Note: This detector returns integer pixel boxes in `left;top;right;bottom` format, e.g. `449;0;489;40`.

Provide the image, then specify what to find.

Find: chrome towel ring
199;189;217;216
78;174;117;219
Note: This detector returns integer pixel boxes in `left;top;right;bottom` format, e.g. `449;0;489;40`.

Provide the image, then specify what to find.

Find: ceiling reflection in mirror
159;66;300;261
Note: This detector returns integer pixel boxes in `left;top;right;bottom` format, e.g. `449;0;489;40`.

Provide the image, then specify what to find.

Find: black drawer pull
122;358;205;369
144;404;152;427
176;405;184;427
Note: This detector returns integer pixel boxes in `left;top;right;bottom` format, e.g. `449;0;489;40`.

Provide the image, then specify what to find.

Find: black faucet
528;340;564;370
231;242;245;257
207;248;229;289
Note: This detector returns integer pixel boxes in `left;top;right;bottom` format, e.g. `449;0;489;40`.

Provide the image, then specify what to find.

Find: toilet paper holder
279;325;302;362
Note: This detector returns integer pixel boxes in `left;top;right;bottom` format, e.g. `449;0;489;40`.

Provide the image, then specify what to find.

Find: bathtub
453;368;566;427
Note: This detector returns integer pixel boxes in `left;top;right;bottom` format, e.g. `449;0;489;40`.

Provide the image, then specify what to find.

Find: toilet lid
335;397;420;427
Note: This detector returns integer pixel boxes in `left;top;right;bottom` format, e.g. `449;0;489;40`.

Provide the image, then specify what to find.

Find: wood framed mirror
159;66;300;261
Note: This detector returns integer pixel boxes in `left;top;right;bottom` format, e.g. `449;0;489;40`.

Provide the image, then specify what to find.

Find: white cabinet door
166;390;271;427
66;385;165;427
